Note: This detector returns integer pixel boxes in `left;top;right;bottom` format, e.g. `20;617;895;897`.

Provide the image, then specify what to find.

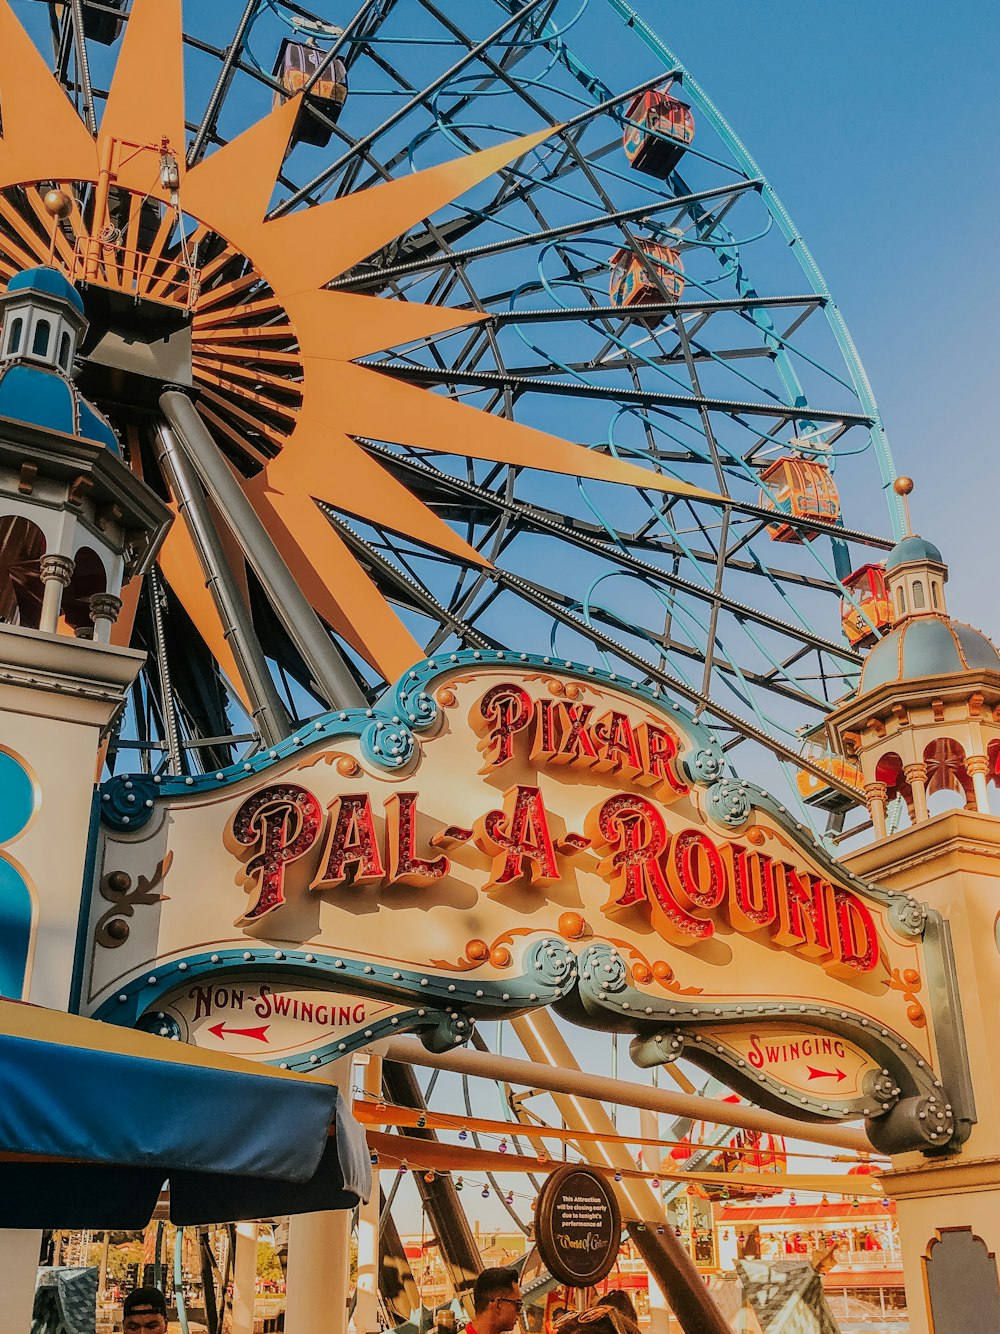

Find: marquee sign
82;652;972;1154
535;1165;622;1288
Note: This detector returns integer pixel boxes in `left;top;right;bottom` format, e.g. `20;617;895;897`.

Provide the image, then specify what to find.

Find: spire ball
892;476;914;496
42;189;73;221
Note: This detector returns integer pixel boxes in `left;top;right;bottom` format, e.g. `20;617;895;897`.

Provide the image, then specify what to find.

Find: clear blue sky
614;0;999;627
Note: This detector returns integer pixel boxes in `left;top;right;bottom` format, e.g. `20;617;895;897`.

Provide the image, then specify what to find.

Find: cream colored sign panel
149;983;404;1063
84;653;970;1153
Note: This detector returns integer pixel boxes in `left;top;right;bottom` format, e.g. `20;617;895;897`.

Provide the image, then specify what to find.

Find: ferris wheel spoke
355;441;863;663
272;0;555;215
366;359;872;428
332;180;760;292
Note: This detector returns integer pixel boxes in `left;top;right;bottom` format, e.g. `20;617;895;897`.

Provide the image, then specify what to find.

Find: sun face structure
0;0;713;710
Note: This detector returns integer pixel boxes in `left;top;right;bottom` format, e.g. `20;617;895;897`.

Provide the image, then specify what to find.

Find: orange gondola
623;90;695;178
759;456;840;542
609;242;684;325
272;39;348;148
840;562;893;647
795;739;865;813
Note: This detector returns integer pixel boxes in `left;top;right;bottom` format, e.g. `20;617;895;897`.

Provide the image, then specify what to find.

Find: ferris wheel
0;0;899;821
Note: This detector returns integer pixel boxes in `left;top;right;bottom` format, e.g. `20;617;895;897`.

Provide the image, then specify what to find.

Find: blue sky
614;1;999;627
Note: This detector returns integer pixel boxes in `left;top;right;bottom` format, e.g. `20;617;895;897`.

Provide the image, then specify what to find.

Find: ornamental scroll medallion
83;652;972;1155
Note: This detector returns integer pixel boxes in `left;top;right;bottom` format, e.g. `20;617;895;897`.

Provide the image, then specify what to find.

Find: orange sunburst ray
261;126;558;294
264;417;488;569
184;105;557;296
0;0;96;185
99;0;186;198
306;360;718;501
284;288;484;363
244;473;423;680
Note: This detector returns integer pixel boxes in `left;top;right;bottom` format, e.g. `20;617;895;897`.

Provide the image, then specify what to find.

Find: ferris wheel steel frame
15;0;900;813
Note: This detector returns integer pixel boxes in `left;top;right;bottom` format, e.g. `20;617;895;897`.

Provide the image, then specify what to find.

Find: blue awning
0;1000;371;1228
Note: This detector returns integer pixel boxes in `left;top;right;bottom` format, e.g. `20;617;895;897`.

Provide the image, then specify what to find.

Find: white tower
0;264;169;1009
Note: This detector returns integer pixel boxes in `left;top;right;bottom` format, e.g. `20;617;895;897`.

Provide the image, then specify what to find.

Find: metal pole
354;1053;382;1334
381;1035;872;1154
146;565;183;774
511;1013;730;1334
155;422;292;748
231;1222;258;1334
160;392;367;711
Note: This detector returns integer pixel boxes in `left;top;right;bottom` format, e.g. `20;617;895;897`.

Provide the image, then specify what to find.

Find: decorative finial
42;188;73;265
892;476;914;534
42;189;73;220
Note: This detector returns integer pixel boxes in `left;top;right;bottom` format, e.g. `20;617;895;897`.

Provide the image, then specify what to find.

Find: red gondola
841;562;893;647
609;242;684;325
272;39;348;148
623;90;695;178
759;457;840;543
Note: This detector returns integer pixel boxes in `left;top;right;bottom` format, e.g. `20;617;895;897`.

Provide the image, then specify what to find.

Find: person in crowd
466;1266;524;1334
122;1286;168;1334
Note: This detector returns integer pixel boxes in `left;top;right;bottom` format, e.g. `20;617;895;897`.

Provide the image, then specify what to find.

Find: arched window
58;330;72;372
931;581;940;609
895;584;906;615
912;580;926;610
31;318;51;358
5;316;22;355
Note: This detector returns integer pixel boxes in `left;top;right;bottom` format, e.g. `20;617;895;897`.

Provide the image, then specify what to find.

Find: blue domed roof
6;266;85;318
0;363;119;454
885;534;943;570
860;616;1000;692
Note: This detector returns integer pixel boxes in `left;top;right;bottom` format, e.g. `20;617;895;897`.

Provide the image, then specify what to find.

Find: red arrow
806;1065;846;1082
207;1021;270;1044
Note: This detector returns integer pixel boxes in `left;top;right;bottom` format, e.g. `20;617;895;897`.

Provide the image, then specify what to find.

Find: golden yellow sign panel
85;653;971;1154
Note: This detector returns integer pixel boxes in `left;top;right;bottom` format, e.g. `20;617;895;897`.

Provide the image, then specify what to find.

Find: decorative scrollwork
889;897;928;938
863;1069;900;1104
705;778;753;828
524;937;577;991
135;1010;182;1041
99;773;160;831
359;717;416;770
417;1009;475;1053
631;1030;685;1068
95;854;172;948
396;672;439;731
580;942;629;995
682;745;723;786
888;966;926;1028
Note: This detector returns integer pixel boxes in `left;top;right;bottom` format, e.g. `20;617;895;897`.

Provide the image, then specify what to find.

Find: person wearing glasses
467;1267;524;1334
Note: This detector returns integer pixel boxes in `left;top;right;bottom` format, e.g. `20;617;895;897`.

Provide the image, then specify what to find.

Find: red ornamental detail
230;783;323;925
721;844;777;931
385;792;449;885
588;791;880;972
475;682;533;767
593;710;643;775
589;794;711;942
476;784;560;888
311;793;385;889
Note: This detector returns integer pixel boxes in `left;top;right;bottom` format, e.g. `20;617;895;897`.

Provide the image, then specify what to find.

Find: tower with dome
824;478;1000;1325
0;262;168;1011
